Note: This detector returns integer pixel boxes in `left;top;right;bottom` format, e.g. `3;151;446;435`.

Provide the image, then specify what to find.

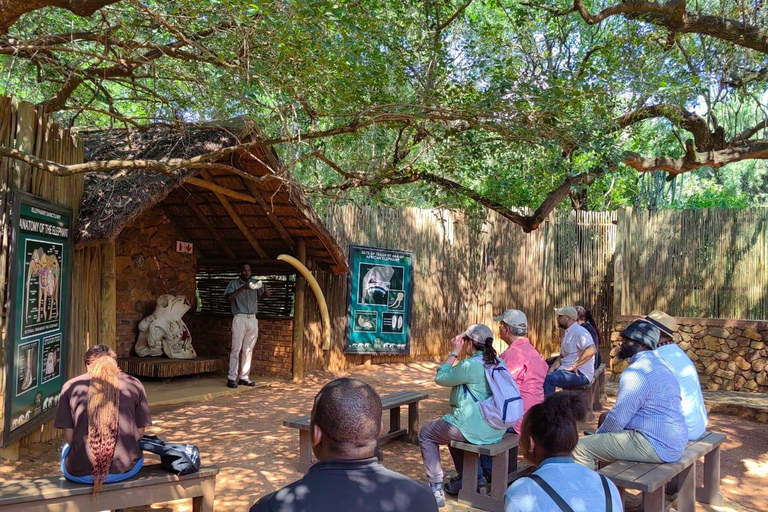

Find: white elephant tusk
277;254;331;351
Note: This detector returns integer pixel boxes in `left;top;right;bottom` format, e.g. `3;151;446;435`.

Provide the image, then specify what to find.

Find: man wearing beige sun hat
647;310;708;441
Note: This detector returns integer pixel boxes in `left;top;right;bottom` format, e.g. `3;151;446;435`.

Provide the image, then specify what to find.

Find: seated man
647;310;708;441
572;319;688;470
250;378;437;512
544;306;597;395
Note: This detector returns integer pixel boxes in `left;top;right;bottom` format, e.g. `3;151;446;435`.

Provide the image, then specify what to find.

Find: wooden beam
241;179;296;251
99;241;116;348
292;239;306;382
186;177;258;204
200;171;270;259
160;205;207;259
186;194;238;260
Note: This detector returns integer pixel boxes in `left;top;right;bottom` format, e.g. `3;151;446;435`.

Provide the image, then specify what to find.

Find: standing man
224;262;270;388
543;306;596;395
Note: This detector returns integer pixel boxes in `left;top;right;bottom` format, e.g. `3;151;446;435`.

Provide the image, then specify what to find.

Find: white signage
176;241;193;254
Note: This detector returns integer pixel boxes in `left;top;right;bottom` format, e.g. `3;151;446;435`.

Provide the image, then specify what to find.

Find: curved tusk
277;254;331;350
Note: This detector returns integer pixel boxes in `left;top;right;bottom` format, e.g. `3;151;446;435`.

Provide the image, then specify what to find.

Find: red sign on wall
176;241;193;254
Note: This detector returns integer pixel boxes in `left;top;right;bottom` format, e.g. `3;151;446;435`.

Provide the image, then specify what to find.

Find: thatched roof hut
76;117;346;274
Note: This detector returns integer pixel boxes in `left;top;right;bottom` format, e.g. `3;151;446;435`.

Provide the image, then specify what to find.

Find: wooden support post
186;177;258;204
292;239;307;381
200;171;270;259
100;240;116;348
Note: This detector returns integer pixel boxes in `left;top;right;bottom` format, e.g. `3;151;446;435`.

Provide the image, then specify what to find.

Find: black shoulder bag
139;435;201;475
525;473;613;512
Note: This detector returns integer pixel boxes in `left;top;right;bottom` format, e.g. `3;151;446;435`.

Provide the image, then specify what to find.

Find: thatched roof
77;117;347;274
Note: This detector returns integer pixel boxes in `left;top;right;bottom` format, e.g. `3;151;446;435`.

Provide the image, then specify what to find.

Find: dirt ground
1;362;766;512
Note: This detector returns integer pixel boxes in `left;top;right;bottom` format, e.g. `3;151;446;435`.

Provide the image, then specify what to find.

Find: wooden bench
598;431;726;512
0;463;219;512
450;432;533;512
563;363;606;421
283;390;429;473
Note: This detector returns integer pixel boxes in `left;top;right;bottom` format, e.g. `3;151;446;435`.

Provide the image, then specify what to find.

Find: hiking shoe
443;476;463;496
227;379;238;388
238;378;256;387
429;483;445;508
444;475;489;496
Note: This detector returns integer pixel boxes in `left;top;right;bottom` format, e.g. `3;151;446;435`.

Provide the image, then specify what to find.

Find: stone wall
187;314;294;378
115;210;198;358
611;315;768;392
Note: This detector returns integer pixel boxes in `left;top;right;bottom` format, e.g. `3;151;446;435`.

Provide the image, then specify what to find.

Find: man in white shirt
544;306;597;395
647;310;708;441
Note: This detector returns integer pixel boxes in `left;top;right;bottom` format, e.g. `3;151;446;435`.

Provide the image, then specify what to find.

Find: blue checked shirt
597;350;688;462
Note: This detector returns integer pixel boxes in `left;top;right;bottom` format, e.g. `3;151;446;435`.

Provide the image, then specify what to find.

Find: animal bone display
135;294;196;359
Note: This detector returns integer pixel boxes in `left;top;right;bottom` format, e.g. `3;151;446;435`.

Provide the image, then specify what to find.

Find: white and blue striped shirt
597;350;687;462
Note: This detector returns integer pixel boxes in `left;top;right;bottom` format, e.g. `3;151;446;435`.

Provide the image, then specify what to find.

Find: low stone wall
611;315;768;392
187;314;294;378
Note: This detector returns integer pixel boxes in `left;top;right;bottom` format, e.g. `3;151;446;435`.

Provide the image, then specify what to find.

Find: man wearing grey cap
543;306;597;395
572;319;687;470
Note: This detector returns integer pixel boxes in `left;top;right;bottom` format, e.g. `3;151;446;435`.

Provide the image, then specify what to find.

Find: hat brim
645;316;674;336
493;315;503;322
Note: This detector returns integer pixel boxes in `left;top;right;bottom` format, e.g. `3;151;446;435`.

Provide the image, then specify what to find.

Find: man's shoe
443;476;463;496
429;483;445;508
227;379;238;388
238;378;256;387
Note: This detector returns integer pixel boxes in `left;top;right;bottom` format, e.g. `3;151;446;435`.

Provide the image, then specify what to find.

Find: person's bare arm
63;428;74;445
563;344;597;372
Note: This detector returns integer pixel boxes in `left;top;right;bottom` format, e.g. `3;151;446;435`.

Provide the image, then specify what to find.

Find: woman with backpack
504;392;623;512
419;324;508;508
55;345;152;494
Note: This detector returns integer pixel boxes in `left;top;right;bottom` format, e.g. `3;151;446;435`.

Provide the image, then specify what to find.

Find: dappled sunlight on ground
1;362;766;512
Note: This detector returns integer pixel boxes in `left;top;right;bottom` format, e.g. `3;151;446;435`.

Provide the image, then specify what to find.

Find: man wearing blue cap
572;319;687;470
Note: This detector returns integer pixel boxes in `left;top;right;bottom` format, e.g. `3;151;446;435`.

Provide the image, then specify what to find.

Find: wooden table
283;390;429;472
0;464;219;512
599;432;726;512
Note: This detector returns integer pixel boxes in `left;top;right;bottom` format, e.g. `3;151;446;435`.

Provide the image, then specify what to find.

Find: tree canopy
1;0;766;228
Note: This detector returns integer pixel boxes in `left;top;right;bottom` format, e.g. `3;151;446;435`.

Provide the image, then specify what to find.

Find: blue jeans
544;368;589;395
61;444;144;484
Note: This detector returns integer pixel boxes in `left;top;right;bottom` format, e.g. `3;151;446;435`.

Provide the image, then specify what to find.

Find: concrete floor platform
140;371;276;408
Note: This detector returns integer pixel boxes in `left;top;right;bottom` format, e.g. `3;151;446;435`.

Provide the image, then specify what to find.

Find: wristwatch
448;352;459;358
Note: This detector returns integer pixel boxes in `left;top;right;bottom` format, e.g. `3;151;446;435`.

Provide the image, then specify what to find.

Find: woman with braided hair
55;345;152;493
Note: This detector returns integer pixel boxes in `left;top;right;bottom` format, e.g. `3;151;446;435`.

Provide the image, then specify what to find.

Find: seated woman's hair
83;345;120;494
470;335;498;365
525;391;586;455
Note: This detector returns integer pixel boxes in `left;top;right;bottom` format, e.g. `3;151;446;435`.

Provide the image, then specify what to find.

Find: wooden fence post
100;241;116;349
292;239;307;381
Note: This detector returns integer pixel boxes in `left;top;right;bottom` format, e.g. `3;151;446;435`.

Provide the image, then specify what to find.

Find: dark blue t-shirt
249;458;437;512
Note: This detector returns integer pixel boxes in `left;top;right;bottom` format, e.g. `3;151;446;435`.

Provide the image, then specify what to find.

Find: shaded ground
1;362;766;511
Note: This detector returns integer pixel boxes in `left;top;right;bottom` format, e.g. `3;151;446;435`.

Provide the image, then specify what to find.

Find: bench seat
284;390;429;473
563;363;606;421
0;463;219;512
599;432;726;512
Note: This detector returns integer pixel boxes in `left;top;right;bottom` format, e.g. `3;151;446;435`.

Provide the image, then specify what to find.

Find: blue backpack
463;356;524;430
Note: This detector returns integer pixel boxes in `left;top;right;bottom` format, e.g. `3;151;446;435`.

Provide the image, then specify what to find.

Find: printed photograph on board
41;334;61;383
22;240;63;338
16;340;39;396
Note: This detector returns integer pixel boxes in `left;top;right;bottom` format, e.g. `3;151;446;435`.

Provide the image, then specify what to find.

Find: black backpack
139;435;201;475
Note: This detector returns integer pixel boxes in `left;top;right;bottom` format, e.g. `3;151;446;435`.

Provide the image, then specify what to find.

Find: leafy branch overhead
0;0;766;228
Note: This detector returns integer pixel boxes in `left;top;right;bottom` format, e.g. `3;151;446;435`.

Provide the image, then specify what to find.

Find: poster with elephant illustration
345;245;413;355
3;192;72;447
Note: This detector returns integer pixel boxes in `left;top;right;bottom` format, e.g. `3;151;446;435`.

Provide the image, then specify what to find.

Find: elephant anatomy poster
345;245;413;355
3;192;72;447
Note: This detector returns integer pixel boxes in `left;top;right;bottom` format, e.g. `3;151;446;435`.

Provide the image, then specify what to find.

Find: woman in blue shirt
505;392;623;512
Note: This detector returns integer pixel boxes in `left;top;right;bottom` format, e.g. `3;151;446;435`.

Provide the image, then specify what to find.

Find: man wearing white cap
543;306;597;395
648;310;708;441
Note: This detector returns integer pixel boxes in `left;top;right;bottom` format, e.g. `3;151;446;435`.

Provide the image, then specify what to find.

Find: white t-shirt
657;344;708;440
560;323;596;381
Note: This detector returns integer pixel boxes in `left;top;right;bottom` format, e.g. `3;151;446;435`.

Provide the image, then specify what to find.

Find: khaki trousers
229;314;258;381
572;429;663;470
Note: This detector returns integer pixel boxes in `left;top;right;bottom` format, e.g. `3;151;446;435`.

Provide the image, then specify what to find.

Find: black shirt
249;457;438;512
583;322;602;369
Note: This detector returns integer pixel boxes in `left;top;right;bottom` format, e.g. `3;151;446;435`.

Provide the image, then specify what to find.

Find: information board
3;192;72;447
345;245;413;355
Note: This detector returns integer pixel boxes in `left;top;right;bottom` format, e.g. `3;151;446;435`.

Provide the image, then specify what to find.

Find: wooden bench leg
643;487;665;512
490;451;509;501
697;446;724;506
298;429;314;473
676;462;696;512
193;478;216;512
389;407;401;434
406;402;420;445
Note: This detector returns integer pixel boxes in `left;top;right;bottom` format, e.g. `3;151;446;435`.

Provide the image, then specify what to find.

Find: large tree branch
570;0;768;55
0;0;121;33
732;120;768;145
624;140;768;175
615;103;718;150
